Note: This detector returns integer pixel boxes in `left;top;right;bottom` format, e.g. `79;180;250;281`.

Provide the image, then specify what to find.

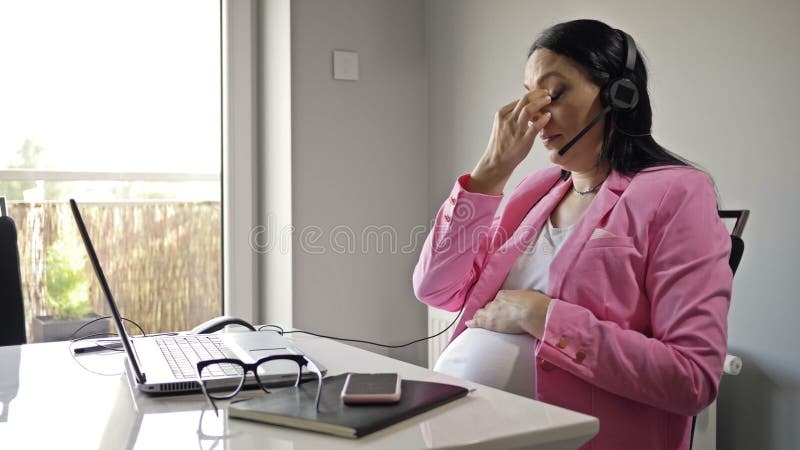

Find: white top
434;218;576;398
502;217;576;294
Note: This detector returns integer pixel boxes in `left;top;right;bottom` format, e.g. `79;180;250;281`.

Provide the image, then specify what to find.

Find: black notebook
228;373;469;438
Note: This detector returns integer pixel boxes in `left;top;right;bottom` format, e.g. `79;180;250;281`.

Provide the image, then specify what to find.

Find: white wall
290;0;429;366
425;0;800;448
278;0;798;445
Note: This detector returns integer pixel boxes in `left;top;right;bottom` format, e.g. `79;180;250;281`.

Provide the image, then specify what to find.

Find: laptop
69;199;325;395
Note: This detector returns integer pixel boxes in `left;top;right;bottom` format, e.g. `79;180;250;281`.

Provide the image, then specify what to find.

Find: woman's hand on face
465;289;552;339
467;90;552;195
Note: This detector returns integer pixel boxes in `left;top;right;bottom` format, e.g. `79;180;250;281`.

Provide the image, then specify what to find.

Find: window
0;0;222;341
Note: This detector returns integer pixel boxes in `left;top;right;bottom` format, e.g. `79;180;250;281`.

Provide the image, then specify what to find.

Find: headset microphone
557;29;641;157
556;105;612;156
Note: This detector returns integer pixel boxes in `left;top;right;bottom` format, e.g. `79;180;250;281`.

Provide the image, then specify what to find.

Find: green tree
45;230;91;320
0;139;67;201
0;139;44;200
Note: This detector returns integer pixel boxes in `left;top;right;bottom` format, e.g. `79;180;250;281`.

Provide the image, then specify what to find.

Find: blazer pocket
584;235;635;249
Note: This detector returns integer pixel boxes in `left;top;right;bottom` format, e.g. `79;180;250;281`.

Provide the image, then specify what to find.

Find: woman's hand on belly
465;289;552;338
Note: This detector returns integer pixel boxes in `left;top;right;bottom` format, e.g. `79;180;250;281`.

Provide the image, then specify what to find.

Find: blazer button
443;214;451;222
576;350;586;362
541;360;555;371
558;337;568;349
449;196;456;205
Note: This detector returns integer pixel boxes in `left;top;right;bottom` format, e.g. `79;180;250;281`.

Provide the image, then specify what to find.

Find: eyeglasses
195;354;323;416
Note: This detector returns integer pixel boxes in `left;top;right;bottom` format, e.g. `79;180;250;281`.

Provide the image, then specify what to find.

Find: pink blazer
413;165;732;450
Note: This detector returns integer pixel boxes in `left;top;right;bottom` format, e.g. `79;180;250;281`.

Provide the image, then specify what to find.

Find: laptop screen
69;199;147;384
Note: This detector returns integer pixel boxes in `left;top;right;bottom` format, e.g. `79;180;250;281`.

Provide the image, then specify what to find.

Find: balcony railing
1;170;221;342
0;169;219;182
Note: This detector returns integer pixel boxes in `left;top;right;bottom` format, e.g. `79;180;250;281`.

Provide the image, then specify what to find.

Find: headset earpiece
557;29;645;156
601;30;640;112
603;77;639;111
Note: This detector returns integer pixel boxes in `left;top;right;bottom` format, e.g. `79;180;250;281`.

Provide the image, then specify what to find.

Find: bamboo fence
7;201;221;342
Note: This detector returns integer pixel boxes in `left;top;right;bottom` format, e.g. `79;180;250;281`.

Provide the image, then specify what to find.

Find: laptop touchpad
223;330;295;359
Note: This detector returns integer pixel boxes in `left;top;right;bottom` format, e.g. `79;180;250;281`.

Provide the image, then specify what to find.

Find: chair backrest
690;209;749;450
718;210;749;275
0;198;27;346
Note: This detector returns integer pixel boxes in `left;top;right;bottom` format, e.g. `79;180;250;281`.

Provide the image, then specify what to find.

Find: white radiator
427;308;459;369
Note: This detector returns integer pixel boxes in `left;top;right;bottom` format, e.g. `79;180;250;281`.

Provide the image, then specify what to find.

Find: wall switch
333;50;359;81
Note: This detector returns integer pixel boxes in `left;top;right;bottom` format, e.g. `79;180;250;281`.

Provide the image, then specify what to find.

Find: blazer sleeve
536;170;733;416
413;174;503;312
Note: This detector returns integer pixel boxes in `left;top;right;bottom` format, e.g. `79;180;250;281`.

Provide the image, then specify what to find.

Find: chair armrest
724;354;742;375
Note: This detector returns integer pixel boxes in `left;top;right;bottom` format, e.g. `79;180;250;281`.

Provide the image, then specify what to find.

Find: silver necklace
572;170;611;196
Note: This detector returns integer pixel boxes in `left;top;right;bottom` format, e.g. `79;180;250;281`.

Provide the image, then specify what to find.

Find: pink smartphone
340;373;402;404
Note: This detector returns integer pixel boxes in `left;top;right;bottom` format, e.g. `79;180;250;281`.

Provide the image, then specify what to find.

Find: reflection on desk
0;334;598;449
0;346;20;423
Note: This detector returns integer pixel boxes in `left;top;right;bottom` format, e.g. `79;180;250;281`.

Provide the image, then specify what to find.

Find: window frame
222;0;259;322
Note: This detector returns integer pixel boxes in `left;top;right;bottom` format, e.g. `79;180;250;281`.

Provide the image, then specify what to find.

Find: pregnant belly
433;328;537;398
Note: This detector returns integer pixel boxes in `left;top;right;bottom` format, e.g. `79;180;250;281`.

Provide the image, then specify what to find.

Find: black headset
557;29;642;156
601;30;640;112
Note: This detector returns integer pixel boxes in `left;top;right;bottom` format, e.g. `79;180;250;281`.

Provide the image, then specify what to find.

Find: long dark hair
529;19;693;181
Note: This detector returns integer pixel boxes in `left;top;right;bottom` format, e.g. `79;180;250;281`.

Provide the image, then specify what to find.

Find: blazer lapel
548;170;631;298
490;167;564;252
495;177;571;259
476;169;571;306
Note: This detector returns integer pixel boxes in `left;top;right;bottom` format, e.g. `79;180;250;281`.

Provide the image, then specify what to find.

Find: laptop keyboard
156;334;239;379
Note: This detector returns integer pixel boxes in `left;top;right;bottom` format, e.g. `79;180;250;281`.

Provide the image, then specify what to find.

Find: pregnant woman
413;19;732;450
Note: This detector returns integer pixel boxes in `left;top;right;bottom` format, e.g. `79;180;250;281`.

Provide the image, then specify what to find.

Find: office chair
690;209;749;450
719;210;748;276
0;196;27;346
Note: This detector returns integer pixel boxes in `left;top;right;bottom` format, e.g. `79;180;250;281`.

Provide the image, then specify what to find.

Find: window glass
0;0;222;341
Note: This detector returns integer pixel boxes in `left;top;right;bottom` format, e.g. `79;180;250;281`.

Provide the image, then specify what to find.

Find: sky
0;0;221;174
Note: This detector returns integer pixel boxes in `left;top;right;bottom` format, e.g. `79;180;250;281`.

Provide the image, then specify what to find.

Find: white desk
0;333;598;449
